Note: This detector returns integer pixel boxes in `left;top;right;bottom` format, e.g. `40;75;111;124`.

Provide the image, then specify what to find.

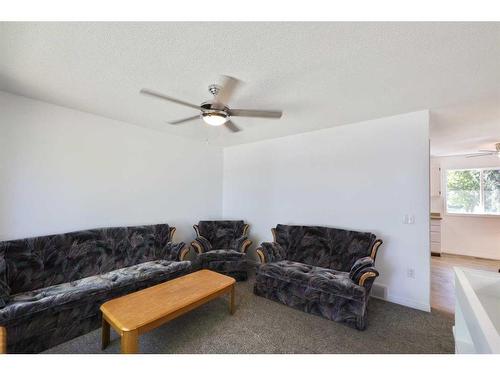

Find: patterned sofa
254;224;382;330
0;223;191;353
189;220;252;281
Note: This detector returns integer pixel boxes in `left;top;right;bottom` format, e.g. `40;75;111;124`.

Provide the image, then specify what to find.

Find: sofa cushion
0;259;191;324
0;224;173;294
197;221;246;250
258;260;366;302
274;224;376;272
0;247;10;308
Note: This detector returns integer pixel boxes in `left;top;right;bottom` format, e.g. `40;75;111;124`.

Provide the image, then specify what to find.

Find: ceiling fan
140;76;283;133
465;143;500;158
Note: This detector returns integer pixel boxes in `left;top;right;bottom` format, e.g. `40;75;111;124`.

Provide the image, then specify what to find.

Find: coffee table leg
0;326;7;354
229;284;235;315
121;330;139;354
101;318;110;350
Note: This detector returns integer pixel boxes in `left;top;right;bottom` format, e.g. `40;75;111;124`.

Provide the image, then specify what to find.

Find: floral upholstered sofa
254;224;382;330
0;224;191;353
189;220;252;281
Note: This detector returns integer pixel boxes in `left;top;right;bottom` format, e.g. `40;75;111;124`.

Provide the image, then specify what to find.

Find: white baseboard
373;292;431;312
370;282;430;311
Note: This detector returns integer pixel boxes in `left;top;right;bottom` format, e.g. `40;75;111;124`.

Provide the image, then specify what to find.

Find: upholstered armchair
256;231;383;289
189;220;252;281
254;224;383;330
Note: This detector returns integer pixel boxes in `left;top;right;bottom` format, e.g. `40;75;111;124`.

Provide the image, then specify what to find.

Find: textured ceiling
430;97;500;156
1;22;499;147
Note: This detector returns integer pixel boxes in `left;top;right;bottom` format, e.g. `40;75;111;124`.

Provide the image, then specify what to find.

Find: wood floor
431;253;500;314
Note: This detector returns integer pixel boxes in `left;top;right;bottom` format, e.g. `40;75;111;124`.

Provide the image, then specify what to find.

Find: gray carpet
44;276;454;354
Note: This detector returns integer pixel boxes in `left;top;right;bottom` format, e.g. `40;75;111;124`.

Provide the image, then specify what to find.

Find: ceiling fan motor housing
208;84;221;96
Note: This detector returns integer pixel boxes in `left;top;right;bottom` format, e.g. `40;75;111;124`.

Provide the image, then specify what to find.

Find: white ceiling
1;22;499;147
430;97;500;156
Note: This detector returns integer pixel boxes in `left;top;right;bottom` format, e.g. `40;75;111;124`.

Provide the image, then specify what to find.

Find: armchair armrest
354;268;379;287
370;239;383;261
0;326;6;354
190;236;212;254
161;241;188;261
256;242;286;263
231;236;253;253
349;256;379;287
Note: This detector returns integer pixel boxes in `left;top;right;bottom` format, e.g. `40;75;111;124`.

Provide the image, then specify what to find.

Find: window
446;168;500;215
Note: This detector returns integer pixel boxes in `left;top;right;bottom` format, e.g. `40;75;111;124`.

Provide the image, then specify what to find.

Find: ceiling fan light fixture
202;111;229;126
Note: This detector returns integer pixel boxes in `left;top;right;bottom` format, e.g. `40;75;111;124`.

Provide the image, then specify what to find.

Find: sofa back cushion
274;224;376;272
0;246;10;307
0;224;172;294
197;221;245;250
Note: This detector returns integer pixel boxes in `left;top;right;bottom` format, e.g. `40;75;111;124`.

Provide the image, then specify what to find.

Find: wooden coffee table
100;269;236;354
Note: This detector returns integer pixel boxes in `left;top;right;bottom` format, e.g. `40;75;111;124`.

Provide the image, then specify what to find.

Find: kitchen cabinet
430;165;441;197
430;214;442;255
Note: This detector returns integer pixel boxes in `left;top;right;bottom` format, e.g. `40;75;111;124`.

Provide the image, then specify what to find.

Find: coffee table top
100;270;235;332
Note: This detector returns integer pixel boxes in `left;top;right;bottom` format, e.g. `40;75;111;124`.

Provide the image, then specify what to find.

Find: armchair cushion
259;242;286;263
197;221;246;250
196;250;248;281
258;260;366;302
199;249;245;262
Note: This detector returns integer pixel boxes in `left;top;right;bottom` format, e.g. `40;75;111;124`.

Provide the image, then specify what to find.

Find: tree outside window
446;168;500;215
484;169;500;214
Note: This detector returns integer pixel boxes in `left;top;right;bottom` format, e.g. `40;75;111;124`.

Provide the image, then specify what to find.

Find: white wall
0;91;432;311
433;155;500;260
0;91;223;243
430;157;443;213
223;111;431;311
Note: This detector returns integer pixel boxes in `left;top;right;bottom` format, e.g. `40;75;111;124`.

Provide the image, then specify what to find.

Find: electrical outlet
407;268;415;279
402;214;415;224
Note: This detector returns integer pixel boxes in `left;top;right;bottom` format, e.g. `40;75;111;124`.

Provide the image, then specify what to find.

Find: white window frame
444;167;500;218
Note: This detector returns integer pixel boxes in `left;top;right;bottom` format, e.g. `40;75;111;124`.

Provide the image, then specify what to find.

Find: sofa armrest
191;236;212;254
0;326;6;354
179;246;190;261
354;268;379;287
256;242;285;263
231;236;252;253
349;256;379;287
162;241;188;261
370;239;383;261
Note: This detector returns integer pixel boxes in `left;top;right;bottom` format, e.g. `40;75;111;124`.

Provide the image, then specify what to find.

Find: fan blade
465;153;494;158
229;109;283;119
168;115;200;125
214;76;241;106
140;88;201;110
478;149;496;152
224;120;241;133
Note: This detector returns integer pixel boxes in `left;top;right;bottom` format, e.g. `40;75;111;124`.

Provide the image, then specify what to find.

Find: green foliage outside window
446;168;499;215
484;169;500;214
